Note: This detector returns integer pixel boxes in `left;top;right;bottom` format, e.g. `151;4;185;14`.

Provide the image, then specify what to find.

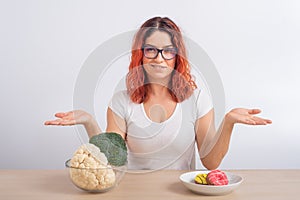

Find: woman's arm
106;108;127;140
44;110;101;138
44;108;127;139
196;108;272;170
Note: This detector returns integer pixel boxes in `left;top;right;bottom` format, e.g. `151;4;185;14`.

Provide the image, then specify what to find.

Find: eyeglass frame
142;45;178;60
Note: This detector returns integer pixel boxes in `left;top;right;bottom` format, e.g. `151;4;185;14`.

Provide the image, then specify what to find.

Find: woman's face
142;30;176;83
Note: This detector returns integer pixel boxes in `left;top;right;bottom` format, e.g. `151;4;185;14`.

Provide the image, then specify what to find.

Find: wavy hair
126;17;197;103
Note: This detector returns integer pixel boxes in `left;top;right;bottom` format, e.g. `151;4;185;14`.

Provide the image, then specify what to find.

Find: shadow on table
167;182;195;195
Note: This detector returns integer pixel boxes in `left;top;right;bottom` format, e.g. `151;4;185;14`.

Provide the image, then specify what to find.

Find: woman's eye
164;48;177;54
145;47;156;52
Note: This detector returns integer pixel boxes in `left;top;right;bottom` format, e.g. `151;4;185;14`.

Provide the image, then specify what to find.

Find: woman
45;17;272;170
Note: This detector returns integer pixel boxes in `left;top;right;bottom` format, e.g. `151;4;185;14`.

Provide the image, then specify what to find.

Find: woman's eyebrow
144;44;174;48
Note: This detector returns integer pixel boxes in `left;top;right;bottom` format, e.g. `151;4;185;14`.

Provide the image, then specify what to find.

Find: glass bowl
65;159;127;193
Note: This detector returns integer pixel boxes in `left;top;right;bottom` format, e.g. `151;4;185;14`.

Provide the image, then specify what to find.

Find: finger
252;119;267;125
44;121;52;125
240;118;256;125
64;111;76;119
248;109;261;115
54;112;68;118
246;116;271;125
44;119;62;125
265;119;272;124
256;117;272;124
59;119;76;126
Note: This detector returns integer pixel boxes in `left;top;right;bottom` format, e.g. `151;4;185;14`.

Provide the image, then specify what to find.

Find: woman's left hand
226;108;272;125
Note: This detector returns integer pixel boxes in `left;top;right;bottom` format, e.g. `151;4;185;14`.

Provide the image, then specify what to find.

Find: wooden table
1;170;299;200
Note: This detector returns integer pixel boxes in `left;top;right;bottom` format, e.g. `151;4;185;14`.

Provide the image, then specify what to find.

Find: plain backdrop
0;0;299;169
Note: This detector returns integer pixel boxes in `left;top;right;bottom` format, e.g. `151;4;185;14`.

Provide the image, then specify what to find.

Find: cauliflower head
69;143;116;191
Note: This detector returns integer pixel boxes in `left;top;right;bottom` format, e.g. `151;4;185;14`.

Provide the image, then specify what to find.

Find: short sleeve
196;89;213;118
108;90;129;120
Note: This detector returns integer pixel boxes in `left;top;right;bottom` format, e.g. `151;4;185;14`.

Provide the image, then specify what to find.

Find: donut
194;173;208;185
207;170;229;186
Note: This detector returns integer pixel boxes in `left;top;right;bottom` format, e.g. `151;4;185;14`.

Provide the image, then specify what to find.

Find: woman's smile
150;64;168;69
142;31;176;83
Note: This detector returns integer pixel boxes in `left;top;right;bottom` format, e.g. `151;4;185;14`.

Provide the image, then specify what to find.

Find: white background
0;0;299;169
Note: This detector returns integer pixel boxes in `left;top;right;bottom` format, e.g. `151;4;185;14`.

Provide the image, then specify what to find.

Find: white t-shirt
108;89;213;170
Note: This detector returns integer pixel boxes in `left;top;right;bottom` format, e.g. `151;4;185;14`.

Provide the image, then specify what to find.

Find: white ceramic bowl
179;170;243;196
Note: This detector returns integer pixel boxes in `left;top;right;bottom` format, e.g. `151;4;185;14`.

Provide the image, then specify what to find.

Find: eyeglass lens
143;46;177;60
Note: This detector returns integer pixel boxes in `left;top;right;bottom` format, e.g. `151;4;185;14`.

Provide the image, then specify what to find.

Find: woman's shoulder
187;87;203;100
192;87;211;99
112;90;129;98
183;87;212;107
111;90;131;103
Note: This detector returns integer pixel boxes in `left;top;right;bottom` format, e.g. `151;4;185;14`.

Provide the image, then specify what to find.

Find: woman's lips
150;64;167;69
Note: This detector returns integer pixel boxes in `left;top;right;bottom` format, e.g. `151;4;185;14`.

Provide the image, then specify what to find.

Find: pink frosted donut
207;170;229;186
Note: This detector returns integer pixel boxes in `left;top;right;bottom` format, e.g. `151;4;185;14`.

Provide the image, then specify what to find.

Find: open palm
227;108;272;125
44;110;92;126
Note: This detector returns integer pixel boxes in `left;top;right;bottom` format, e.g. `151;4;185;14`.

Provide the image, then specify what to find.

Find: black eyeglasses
142;45;177;60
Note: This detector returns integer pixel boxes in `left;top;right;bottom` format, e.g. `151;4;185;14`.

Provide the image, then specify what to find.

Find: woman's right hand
44;110;93;126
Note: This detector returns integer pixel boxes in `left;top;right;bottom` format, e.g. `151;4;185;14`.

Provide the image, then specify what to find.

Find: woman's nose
154;52;164;63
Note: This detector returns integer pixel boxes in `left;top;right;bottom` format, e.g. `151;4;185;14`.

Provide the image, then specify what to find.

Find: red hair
126;17;197;103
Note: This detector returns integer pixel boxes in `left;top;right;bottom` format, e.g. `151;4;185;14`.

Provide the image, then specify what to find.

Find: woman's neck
146;74;172;94
148;83;170;97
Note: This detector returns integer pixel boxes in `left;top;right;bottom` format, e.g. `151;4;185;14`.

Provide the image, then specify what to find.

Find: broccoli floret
89;132;127;166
